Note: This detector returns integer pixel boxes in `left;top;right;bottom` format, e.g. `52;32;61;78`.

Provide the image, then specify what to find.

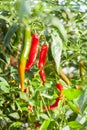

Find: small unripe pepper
38;44;49;84
25;34;39;72
18;26;31;92
59;70;70;86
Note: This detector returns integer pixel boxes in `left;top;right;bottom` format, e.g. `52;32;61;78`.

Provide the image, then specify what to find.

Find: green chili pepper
19;26;31;92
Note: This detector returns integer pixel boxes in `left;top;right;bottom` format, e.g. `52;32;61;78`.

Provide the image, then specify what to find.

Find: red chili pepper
24;88;28;93
43;83;63;110
38;44;49;84
35;122;40;130
39;70;46;84
25;34;39;72
56;83;63;92
43;97;60;110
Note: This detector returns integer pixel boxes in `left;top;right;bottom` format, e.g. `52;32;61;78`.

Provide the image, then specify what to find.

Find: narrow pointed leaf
78;90;87;112
51;30;62;73
68;121;83;129
4;24;19;46
39;119;51;130
51;17;67;42
9;121;22;130
68;101;80;114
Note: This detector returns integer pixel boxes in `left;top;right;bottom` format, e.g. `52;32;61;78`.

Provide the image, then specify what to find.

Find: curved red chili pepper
38;44;49;84
43;97;60;110
25;34;39;72
43;83;63;110
56;83;63;92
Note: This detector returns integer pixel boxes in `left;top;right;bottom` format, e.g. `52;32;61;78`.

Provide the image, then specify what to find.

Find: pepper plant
0;0;87;130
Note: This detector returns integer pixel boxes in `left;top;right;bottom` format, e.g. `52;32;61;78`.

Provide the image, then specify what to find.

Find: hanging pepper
43;83;64;110
18;26;31;92
39;70;46;84
79;61;85;77
59;70;70;86
25;34;39;72
38;44;49;84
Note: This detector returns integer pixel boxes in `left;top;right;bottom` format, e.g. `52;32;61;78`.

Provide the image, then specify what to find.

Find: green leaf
9;112;20;119
15;101;22;112
39;119;51;130
9;121;22;130
3;116;11;122
68;121;83;129
77;90;87;112
68;101;80;114
4;24;19;46
0;77;9;93
17;0;28;22
0;85;10;93
19;92;29;102
51;30;62;73
0;97;5;105
39;113;49;120
0;77;9;86
63;88;82;100
41;93;54;99
51;17;67;42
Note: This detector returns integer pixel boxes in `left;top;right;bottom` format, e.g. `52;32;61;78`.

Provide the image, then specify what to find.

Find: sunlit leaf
77;90;87;112
39;113;49;120
0;77;9;93
63;88;83;100
0;77;9;86
51;17;68;42
39;118;51;130
51;30;62;73
19;92;29;102
9;112;20;119
68;101;80;114
9;121;22;130
68;121;83;129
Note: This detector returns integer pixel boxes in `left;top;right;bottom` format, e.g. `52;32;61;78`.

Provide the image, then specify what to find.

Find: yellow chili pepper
59;70;70;86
